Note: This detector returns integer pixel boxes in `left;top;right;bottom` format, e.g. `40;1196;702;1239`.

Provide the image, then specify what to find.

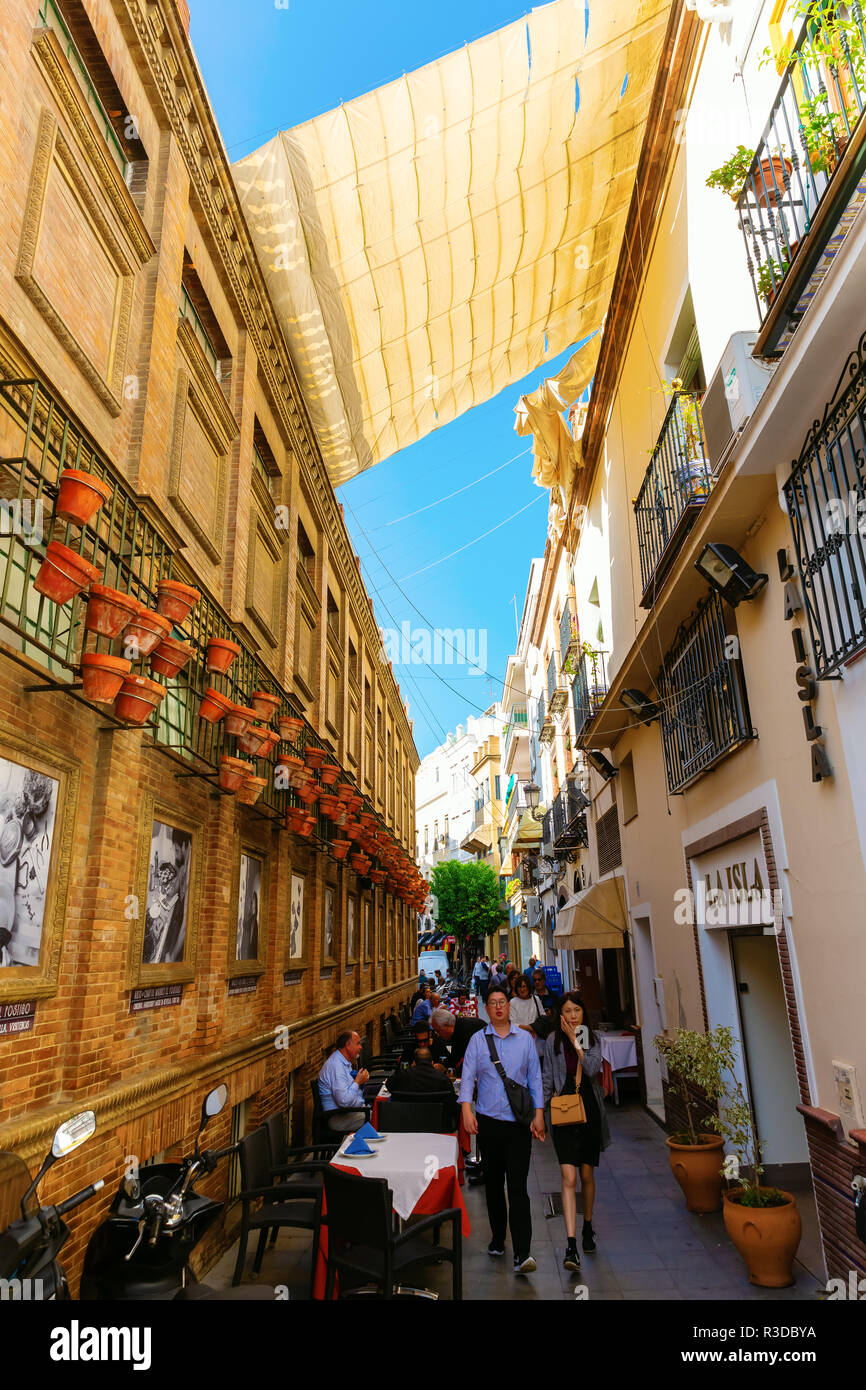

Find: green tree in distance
430;859;506;942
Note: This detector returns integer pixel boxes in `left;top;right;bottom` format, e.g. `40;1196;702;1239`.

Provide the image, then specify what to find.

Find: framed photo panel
287;870;306;966
322;882;337;965
127;796;202;987
228;845;268;978
346;894;358;964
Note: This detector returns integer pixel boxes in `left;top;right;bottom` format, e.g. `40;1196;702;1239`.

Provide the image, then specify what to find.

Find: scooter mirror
52;1111;96;1159
200;1084;228;1128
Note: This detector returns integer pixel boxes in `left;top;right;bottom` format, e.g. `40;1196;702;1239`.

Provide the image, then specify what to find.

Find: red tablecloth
312;1162;470;1300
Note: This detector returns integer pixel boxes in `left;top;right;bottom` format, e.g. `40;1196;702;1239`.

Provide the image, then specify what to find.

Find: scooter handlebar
55;1179;105;1218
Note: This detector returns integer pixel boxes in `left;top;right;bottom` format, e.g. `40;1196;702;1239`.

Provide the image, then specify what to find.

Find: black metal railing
634;392;711;598
573;649;609;743
551;787;588;849
736;9;866;323
657;592;754;794
784;327;866;676
546;653;557;703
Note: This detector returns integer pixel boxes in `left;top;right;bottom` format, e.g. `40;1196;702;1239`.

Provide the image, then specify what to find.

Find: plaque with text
284;969;303;986
129;984;183;1013
228;975;257;997
0;1000;36;1036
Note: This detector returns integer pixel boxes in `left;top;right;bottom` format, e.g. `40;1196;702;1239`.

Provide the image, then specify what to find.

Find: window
297;520;315;584
619;752;638;824
295;606;317;693
326;660;339;729
596;806;622;876
326;589;340;641
444;814;449;842
180;258;231;384
252;423;279;499
494;775;501;800
348;638;359;684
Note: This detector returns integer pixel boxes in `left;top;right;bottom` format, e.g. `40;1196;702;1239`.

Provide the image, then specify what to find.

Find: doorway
632;915;665;1113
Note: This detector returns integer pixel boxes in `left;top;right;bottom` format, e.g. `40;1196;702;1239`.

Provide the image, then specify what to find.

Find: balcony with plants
573;645;609;746
707;2;866;353
634;388;712;605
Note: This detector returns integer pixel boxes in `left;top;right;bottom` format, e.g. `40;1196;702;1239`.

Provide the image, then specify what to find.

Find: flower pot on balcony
258;730;281;760
34;542;100;604
723;1189;802;1288
369;868;386;885
122;609;173;658
280;754;306;787
351;854;371;875
296;782;320;807
115;674;166;726
337;782;355;801
156;579;201;626
198;687;233;724
237;774;268;806
278;714;305;743
320;765;339;787
225;704;257;737
55;468;112;526
236;724;270;757
219;755;251;793
755;155;791;209
304;746;326;770
206;637;241;674
150;635;194;680
359;812;375;829
80;652;132;703
85;585;142;639
287;807;314;837
331;838;352;861
250;691;281;722
318;794;339;817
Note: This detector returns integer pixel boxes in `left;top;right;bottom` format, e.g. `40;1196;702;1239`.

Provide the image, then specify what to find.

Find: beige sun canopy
233;0;672;486
553;876;627;950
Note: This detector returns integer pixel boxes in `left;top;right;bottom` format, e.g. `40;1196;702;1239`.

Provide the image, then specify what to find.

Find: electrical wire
395;494;546;584
363;446;533;531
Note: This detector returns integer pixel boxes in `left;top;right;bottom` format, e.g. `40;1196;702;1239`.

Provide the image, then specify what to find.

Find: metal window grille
572;650;609;744
595;806;622;875
633;392;711;598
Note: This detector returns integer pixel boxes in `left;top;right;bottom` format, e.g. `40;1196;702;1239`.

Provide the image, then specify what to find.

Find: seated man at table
387;1047;459;1130
401;1019;450;1067
431;1007;485;1077
317;1030;370;1134
410;986;433;1027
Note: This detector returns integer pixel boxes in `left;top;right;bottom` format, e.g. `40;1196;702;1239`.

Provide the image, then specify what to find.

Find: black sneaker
514;1255;537;1274
582;1222;597;1253
563;1245;581;1272
487;1241;505;1257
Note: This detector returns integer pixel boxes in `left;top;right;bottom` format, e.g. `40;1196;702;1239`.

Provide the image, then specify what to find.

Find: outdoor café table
598;1029;638;1097
372;1084;470;1167
312;1131;471;1300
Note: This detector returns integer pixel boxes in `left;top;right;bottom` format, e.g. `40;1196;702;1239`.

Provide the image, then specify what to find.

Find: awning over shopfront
233;0;673;485
512;808;544;851
553;875;627;950
461;823;493;854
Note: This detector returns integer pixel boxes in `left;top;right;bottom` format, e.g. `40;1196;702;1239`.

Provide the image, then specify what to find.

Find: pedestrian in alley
543;992;610;1271
411;986;433;1027
472;954;491;1002
459;986;546;1275
490;959;508;991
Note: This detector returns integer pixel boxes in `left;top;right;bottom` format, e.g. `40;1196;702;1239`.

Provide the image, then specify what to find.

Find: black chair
232;1126;323;1293
376;1101;451;1134
322;1166;461;1300
264;1111;338;1247
310;1079;370;1145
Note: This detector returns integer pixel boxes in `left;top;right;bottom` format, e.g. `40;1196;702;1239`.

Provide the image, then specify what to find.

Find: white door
632;915;664;1108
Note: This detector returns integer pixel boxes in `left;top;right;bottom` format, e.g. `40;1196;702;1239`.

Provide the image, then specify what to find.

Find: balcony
559;599;580;669
551;787;588;852
573;649;609;745
657;591;755;794
538;691;556;744
634;392;711;605
502;704;528;766
735;9;866;356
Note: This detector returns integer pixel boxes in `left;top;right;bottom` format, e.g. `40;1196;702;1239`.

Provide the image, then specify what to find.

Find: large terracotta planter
122;608;173;658
85;585;142;639
319;765;339;787
219;755;252;793
257;729;281;760
225;704;257;737
237;774;268;806
286;808;314;837
115;674;166;726
280;754;306;787
369;869;386;885
206;637;241;674
150;635;194;680
250;691;280;722
351;854;371;875
295;781;320;807
81;652;132;704
304;746;326;770
156;579;201;626
198;687;233;724
34;542;100;604
330;838;352;861
278;715;305;743
55;468;112;526
236;724;270;757
723;1189;802;1288
666;1133;725;1213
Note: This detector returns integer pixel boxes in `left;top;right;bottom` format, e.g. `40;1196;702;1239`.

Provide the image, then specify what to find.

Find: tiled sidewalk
207;1103;825;1301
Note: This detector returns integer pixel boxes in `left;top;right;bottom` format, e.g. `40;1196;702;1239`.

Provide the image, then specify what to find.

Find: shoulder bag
484;1033;535;1125
550;1061;587;1126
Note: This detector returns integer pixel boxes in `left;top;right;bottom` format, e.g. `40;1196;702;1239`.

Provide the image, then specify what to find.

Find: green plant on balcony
706;145;755;201
755;251;791;304
799;94;848;174
761;1;866;91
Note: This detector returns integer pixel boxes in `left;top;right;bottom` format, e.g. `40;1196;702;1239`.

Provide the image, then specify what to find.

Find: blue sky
189;0;577;756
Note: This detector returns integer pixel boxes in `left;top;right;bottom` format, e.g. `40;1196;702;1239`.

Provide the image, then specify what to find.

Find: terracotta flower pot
225;704;257;737
295;816;314;838
219;755;251;793
319;765;339;786
756;155;791;209
723;1189;802;1288
257;729;281;759
55;468;112;526
206;637;241;674
156;579;201;625
34;541;100;604
369;869;386;885
296;782;320;806
115;674;166;726
250;690;280;722
237;774;268;806
351;854;371;874
666;1134;725;1214
84;584;141;638
287;808;314;837
81;652;132;703
236;724;270;757
198;687;233;723
278;715;305;743
150;635;194;680
280;755;306;787
122;608;173;658
304;746;326;769
337;782;355;801
331;838;352;861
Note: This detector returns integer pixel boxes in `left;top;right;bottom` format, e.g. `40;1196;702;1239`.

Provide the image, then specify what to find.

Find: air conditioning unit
701;332;775;472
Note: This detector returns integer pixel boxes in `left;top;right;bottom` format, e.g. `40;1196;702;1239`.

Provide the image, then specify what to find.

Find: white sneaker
514;1255;536;1274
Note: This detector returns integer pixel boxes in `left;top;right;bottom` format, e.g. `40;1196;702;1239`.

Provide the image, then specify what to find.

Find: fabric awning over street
461;823;493;854
512;808;543;848
553;876;627;950
233;0;673;486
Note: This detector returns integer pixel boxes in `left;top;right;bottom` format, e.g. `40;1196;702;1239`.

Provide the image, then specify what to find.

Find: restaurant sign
684;832;783;931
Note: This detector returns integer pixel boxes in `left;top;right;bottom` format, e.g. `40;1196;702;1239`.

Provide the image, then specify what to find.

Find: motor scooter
0;1109;103;1300
80;1083;272;1301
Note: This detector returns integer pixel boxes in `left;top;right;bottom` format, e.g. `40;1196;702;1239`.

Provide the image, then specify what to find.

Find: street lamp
620;688;660;725
585;749;618;781
521;780;545;822
695;543;768;607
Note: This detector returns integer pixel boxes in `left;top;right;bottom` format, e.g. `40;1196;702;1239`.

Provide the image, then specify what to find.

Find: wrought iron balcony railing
735;9;866;344
657;591;755;794
784;328;866;676
634;391;711;603
38;0;128;179
551;787;588;851
559;599;580;669
573;649;609;745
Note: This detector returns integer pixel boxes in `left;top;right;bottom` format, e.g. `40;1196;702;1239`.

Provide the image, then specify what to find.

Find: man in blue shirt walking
459;986;545;1273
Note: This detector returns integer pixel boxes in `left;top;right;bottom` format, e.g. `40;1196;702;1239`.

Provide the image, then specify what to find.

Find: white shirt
509;995;544;1029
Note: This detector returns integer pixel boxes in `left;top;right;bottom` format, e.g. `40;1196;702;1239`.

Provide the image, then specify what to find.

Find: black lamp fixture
695;543;768;607
585;749;618;781
521;780;545;822
620;688;660;725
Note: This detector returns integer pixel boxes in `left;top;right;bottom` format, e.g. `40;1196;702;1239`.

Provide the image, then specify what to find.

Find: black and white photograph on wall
323;884;335;960
0;758;59;968
347;895;356;960
236;853;262;961
363;898;371;961
289;873;304;959
142;821;192;965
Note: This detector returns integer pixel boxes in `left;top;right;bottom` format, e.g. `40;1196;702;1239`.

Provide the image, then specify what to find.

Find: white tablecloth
332;1131;459;1220
599;1032;638;1071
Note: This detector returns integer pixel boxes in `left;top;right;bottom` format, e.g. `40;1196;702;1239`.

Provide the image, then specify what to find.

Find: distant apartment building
415;709;504;885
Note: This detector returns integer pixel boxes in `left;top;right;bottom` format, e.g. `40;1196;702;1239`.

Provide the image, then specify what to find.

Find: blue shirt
411;998;432;1026
318;1049;366;1112
458;1022;544;1122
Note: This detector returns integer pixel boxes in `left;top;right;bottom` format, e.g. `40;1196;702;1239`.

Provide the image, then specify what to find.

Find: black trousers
477;1113;533;1258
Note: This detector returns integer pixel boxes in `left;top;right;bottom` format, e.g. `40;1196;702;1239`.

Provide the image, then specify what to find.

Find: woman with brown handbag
542;993;610;1271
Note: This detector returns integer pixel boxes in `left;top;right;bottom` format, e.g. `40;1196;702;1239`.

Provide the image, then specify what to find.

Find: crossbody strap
484;1031;512;1091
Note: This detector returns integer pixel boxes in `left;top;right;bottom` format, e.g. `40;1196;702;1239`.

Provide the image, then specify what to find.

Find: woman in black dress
542;992;610;1271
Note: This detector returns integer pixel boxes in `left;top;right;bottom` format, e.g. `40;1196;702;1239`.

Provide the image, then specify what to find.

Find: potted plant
654;1028;726;1213
705;144;755;201
121;608;173;658
277;714;305;743
250;690;281;722
705;1026;802;1287
224;704;257;737
80;652;132;704
33;541;100;605
219;755;252;794
156;579;201;625
756;252;791;306
237;773;268;807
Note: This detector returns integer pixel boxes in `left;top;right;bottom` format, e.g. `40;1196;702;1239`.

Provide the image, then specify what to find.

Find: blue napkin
344;1135;374;1156
355;1122;381;1141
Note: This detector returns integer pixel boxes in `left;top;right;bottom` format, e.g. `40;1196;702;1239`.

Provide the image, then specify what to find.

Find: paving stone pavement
207;1103;826;1302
